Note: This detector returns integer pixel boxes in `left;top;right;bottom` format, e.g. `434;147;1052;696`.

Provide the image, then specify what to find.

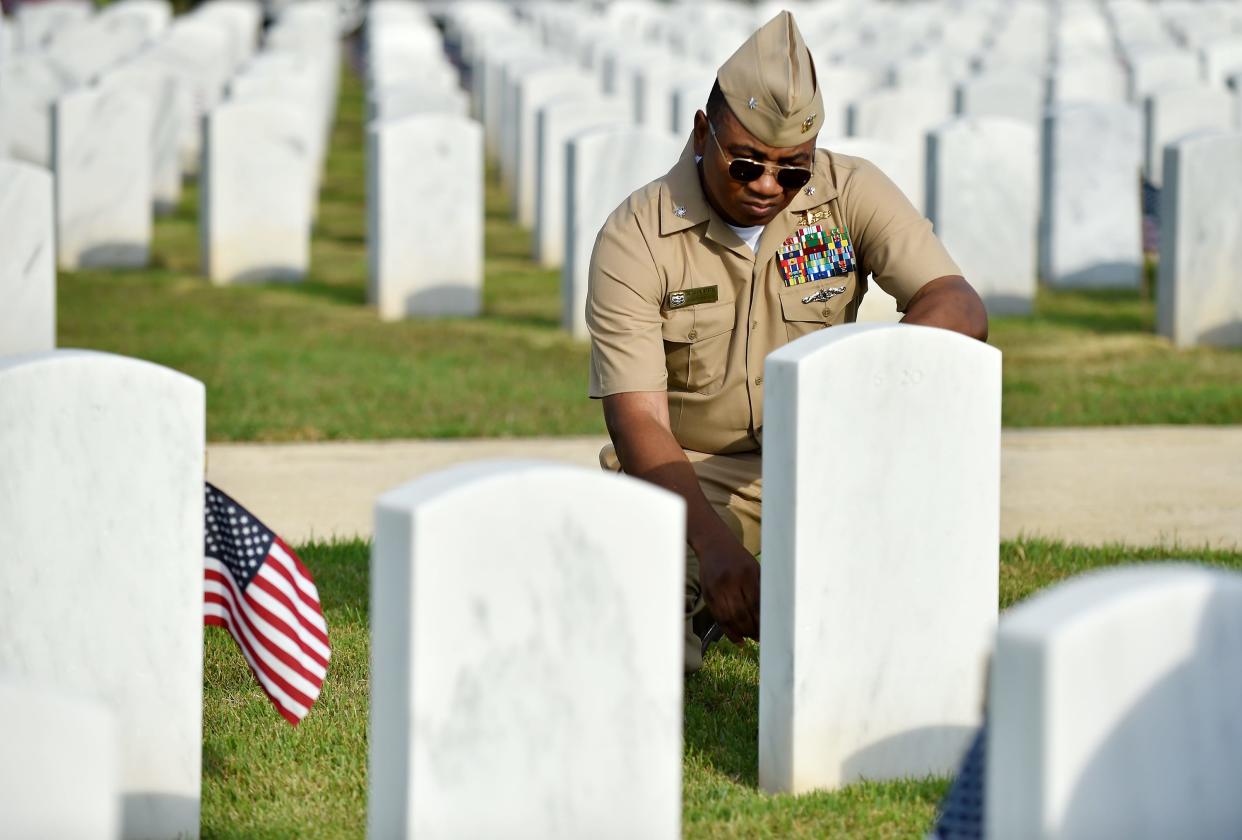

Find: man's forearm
901;275;989;341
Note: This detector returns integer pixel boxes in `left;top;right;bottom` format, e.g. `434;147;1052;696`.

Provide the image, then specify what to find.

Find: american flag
203;482;330;725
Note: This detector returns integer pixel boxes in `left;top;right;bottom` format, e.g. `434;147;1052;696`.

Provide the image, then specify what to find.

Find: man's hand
697;533;761;644
602;391;762;643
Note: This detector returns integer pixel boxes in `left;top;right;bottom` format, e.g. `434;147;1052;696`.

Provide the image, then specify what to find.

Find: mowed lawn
56;65;1242;441
203;539;1242;839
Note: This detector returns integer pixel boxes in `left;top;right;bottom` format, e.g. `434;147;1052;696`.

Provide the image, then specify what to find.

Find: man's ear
692;110;708;158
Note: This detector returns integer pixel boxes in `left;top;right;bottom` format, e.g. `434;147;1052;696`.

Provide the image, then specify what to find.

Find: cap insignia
747;96;758;110
804;185;816;196
801;114;816;134
674;205;687;218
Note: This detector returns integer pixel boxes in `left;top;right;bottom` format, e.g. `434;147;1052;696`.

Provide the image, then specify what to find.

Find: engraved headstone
760;323;1000;793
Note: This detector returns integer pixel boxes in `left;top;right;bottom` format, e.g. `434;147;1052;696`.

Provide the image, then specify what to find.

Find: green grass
202;539;1242;838
56;65;1242;440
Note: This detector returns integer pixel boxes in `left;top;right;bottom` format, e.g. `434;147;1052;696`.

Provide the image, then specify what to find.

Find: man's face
692;106;817;227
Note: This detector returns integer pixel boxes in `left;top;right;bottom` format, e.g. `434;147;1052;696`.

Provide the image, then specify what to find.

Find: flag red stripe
204;605;305;726
261;551;330;645
266;542;330;638
206;576;325;683
250;573;330;670
204;573;318;710
275;537;323;602
206;568;323;700
251;562;331;658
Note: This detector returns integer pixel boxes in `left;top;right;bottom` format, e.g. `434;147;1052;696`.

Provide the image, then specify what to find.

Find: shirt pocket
662;300;735;395
778;276;854;343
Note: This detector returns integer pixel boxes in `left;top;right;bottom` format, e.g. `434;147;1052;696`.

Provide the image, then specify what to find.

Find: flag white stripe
206;576;329;683
206;604;310;720
255;564;331;658
247;575;331;665
270;542;327;613
206;561;326;697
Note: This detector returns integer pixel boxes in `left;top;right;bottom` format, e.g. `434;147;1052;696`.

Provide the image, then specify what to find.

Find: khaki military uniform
587;10;962;672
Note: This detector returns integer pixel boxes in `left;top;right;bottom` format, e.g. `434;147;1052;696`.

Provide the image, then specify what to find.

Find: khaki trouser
599;444;762;674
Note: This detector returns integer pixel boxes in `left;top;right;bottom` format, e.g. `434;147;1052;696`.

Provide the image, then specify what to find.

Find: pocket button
687;330;698;340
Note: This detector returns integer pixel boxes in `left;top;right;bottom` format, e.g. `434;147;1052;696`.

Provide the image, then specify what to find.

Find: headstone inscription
565;127;682;340
0;161;55;355
988;565;1242;839
0;350;205;839
1040;102;1143;288
1157;131;1242;348
759;323;1000;794
928;117;1038;315
201;99;313;284
0;678;120;840
52;85;152;269
368;461;684;839
367;113;483;320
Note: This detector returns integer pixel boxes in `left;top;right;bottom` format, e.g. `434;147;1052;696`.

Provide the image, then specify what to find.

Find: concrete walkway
206;427;1242;549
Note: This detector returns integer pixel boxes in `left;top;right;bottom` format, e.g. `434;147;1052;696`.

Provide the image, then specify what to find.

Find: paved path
207;427;1242;549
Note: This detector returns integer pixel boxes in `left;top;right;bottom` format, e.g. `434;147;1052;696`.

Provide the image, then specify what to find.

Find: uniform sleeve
585;209;667;398
841;158;962;312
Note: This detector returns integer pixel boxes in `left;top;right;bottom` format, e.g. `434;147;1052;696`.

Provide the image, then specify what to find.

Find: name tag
665;286;719;310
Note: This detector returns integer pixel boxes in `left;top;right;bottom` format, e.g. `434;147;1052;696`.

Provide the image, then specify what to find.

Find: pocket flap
778;281;852;323
662;300;736;343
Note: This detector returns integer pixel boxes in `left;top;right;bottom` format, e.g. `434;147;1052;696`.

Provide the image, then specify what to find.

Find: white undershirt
725;221;765;253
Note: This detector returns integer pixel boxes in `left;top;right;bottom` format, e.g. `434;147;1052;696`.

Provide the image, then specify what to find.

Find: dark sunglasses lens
728;158;764;183
777;168;812;190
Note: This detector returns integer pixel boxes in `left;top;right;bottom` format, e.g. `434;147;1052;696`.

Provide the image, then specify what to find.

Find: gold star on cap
714;11;824;148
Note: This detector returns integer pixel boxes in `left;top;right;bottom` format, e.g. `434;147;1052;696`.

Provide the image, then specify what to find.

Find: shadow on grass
277;279;369;307
684;643;762;787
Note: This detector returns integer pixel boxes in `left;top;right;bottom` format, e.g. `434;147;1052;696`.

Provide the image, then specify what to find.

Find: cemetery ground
58;68;1242;440
45;65;1242;837
204;538;1242;839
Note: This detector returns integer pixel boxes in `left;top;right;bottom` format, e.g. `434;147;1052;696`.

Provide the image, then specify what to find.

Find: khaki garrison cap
715;10;824;148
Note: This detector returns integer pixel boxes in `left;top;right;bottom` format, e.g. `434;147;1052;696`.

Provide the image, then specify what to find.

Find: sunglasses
709;122;814;190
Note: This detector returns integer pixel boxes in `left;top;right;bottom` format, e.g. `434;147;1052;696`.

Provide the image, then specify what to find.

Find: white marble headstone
928;117;1038;315
52;85;152;269
1040;102;1143;288
1200;38;1242;88
368;460;684;839
759;323;1000;793
1127;48;1201;101
101;61;189;214
565;127;682;340
988;565;1242;839
201;99;313;283
0;350;205;839
669;72;717;136
1143;85;1235;186
0;55;70;167
1157;131;1242;348
0;160;55;355
512;66;595;227
367;114;483;320
0;678;121;840
534;95;626;268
